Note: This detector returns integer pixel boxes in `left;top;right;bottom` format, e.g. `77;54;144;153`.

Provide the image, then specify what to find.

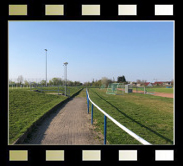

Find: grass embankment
88;88;173;145
9;87;82;144
32;86;82;96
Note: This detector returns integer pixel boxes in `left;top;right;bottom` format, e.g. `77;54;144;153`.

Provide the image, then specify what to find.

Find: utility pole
63;62;68;96
44;49;48;87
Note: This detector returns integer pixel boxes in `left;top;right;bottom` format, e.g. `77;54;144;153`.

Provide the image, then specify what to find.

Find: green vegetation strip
133;87;173;94
152;87;173;93
31;86;82;96
9;87;82;144
88;88;173;145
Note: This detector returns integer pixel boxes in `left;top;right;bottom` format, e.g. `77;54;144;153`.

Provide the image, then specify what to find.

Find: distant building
137;83;143;87
152;81;168;86
144;82;153;87
163;81;172;86
130;81;172;87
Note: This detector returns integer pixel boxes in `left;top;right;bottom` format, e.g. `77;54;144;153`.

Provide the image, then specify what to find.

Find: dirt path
23;95;103;145
151;92;173;98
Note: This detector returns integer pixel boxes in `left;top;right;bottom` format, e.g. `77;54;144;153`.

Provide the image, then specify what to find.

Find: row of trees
83;75;128;87
9;75;174;88
9;75;129;87
9;75;82;86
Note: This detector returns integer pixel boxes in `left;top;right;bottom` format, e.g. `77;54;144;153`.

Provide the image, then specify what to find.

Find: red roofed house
153;82;163;86
144;82;153;87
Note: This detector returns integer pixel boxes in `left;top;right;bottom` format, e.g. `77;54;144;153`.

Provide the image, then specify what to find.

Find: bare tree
51;77;62;85
17;75;24;84
101;77;108;86
136;79;146;83
171;79;174;86
9;79;12;84
24;80;29;86
101;77;112;87
136;79;141;83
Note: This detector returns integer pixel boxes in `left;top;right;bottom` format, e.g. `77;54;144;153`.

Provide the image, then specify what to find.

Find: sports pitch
88;88;173;145
9;86;173;145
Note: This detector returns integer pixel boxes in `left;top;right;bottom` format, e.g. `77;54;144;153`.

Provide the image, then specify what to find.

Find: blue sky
9;21;174;83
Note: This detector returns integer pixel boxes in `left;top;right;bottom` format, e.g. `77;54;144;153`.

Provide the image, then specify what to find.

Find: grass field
31;86;82;96
87;88;173;145
152;87;173;93
9;87;82;144
133;87;173;94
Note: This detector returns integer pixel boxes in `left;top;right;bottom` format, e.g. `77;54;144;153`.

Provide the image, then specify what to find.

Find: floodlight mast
44;49;47;87
63;62;68;96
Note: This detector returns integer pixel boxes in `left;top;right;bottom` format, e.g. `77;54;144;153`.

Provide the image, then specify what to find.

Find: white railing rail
86;88;151;145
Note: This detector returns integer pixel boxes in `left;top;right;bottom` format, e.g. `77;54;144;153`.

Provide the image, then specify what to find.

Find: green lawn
87;88;173;145
133;87;173;94
31;86;82;96
152;87;173;93
9;87;82;144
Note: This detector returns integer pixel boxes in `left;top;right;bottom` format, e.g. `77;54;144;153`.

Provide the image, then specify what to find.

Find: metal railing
86;88;151;145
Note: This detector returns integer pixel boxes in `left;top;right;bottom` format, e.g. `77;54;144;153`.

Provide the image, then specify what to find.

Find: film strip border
8;149;175;162
8;4;174;16
4;1;177;165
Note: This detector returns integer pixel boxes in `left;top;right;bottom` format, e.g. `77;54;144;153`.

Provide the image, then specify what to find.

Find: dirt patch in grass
133;89;173;98
152;92;173;98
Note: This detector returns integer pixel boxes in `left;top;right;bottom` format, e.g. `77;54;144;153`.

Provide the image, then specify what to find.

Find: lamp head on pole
44;49;47;51
64;62;68;66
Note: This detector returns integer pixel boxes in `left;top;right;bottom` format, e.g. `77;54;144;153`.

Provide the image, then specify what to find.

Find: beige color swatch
9;150;28;161
119;150;137;161
118;5;137;15
9;5;27;15
45;5;64;15
82;5;100;15
82;150;101;161
46;150;64;161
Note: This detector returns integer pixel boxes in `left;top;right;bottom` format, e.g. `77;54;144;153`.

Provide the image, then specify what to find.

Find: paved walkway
23;96;103;145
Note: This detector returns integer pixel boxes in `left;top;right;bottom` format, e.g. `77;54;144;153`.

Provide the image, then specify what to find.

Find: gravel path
23;96;103;145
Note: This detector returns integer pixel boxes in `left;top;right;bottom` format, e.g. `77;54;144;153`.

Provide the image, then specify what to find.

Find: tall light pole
62;76;64;86
45;49;47;87
63;62;68;96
